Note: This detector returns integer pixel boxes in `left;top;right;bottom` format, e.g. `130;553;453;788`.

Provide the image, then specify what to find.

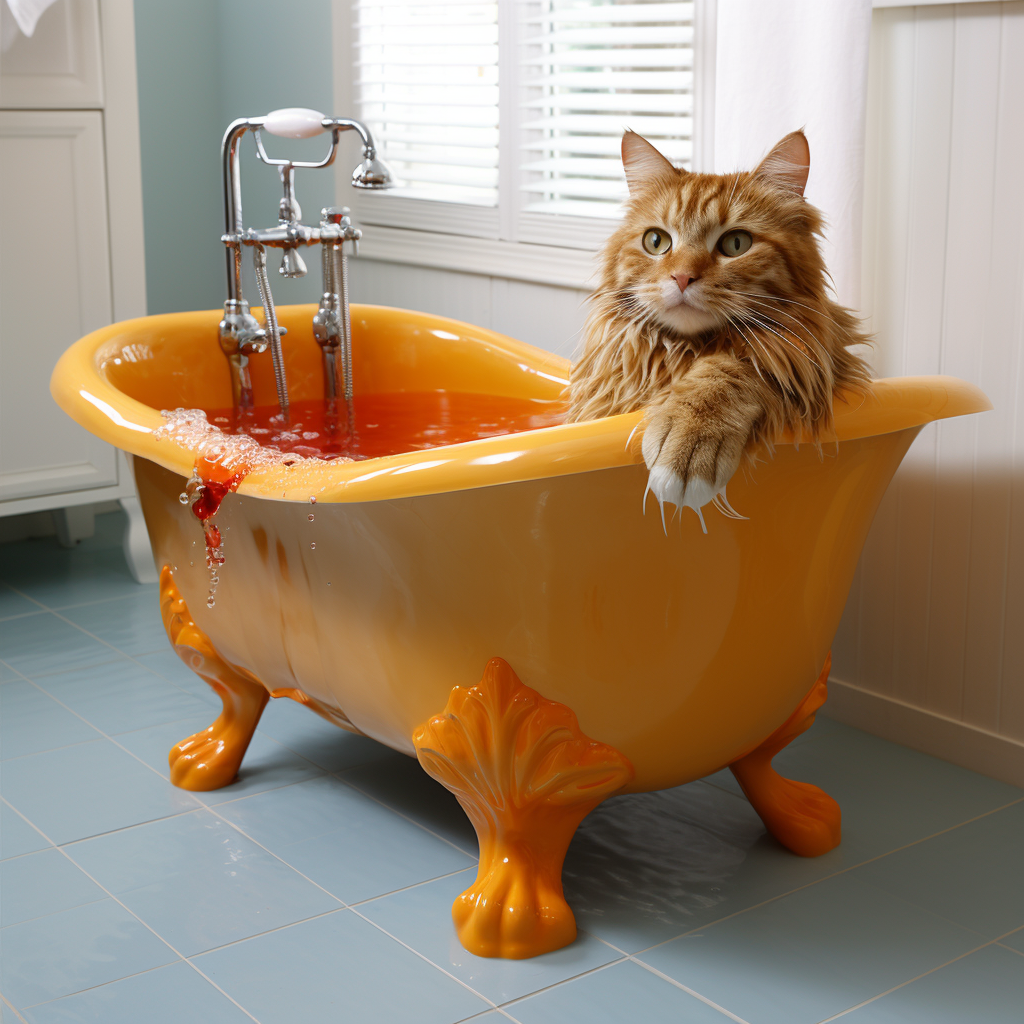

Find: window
336;0;712;285
353;1;500;207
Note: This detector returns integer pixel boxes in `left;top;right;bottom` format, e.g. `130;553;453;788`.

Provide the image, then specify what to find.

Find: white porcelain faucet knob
263;108;327;139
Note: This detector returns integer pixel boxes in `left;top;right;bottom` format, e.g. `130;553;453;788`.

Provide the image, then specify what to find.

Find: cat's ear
622;131;678;194
752;131;810;196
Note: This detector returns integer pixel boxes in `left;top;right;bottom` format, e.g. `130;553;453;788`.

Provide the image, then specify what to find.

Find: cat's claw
643;472;746;534
712;486;747;521
645;465;722;534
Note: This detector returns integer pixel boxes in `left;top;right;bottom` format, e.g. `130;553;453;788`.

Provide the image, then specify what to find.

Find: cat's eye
718;229;753;257
641;228;672;256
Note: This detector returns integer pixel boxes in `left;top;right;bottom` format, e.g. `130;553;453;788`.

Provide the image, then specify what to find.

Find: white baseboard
824;677;1024;790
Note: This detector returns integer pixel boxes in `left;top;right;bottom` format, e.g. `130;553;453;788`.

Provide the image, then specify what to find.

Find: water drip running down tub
157;395;566;605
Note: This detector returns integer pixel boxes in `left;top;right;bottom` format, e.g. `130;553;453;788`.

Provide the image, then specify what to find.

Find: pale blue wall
133;0;334;314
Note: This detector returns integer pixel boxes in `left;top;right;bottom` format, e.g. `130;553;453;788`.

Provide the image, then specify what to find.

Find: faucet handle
280;248;308;279
321;206;350;226
320;207;360;252
263;108;326;139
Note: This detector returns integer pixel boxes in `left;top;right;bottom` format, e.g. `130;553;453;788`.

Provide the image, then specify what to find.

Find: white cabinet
0;110;117;502
0;0;102;108
0;0;153;579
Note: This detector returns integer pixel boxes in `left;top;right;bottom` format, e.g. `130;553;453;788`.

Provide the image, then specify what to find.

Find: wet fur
567;131;871;523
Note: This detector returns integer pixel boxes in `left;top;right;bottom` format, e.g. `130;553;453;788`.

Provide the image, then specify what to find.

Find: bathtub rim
51;303;992;504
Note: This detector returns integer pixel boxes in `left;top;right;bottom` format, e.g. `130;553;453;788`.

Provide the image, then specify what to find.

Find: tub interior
97;304;569;415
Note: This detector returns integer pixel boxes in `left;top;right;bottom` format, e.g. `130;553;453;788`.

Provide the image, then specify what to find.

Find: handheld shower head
351;152;395;190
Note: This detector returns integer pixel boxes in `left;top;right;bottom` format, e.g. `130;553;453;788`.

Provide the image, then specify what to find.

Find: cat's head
600;130;825;338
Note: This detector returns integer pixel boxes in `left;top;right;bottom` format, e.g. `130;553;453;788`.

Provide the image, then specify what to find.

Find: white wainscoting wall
348;260;591;362
829;0;1024;785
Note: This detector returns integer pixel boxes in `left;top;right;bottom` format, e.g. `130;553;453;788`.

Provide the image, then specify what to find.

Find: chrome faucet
218;107;394;421
312;207;360;421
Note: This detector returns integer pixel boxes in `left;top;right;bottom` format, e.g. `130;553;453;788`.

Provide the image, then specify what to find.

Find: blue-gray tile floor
1;510;1023;1023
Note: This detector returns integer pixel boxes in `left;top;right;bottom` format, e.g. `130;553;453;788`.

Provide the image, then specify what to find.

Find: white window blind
521;1;695;220
347;0;701;266
354;0;500;206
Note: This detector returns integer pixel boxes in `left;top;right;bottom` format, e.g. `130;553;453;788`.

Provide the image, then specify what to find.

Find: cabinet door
0;110;118;502
0;0;103;108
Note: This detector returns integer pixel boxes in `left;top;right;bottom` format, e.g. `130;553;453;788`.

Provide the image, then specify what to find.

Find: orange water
172;391;566;593
204;391;566;462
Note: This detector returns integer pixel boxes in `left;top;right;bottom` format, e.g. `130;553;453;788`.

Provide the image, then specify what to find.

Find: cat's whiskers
716;291;827;371
740;303;827;365
716;287;838;359
740;310;825;372
724;172;741;211
726;289;847;331
720;309;782;385
722;312;773;384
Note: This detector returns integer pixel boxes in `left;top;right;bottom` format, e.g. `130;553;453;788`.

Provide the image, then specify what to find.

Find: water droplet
189;560;194;567
179;492;189;505
310;542;316;550
308;513;314;522
207;596;216;608
327;581;331;586
211;575;220;585
309;496;317;504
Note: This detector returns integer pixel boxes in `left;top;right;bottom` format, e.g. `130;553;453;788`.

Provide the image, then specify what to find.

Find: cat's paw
641;405;745;530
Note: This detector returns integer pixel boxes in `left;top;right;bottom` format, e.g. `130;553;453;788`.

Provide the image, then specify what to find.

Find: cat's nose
673;273;697;294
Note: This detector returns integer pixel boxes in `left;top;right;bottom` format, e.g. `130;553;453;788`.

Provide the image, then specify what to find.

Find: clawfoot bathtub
52;304;990;959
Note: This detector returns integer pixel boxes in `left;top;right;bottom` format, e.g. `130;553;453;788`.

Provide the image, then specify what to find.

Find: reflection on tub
52;302;991;958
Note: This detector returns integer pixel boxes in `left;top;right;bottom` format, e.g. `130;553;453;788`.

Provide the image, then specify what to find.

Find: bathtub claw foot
159;566;269;791
413;658;634;959
729;653;841;857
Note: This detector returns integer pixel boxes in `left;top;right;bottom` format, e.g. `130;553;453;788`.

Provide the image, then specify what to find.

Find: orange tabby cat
567;130;870;528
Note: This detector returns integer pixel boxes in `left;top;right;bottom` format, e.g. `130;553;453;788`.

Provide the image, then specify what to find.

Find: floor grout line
627;957;753;1023
1;581;209;706
4;559;1024;1020
0;990;30;1024
332;768;480;859
1;889;110;932
0;608;48;624
344;904;502;1013
2;655;487;957
0;657;501;1012
183;908;350;957
995;940;1024;959
348;866;475;908
814;927;1024;1023
627;792;1024;961
17;961;185;1012
458;1008;523;1024
1;733;106;765
0;799;264;1024
496;958;629;1012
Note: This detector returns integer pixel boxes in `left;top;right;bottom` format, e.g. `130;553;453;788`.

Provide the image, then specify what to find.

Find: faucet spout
218;110;392;424
312;207;360;426
218;299;267;412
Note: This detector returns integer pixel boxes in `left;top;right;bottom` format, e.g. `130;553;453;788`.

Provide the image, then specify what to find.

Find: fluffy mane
567;131;870;456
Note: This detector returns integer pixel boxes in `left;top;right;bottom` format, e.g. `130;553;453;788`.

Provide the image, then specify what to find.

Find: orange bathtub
52;303;990;959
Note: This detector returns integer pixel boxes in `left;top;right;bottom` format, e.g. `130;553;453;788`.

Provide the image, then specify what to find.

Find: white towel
714;0;873;309
2;0;60;51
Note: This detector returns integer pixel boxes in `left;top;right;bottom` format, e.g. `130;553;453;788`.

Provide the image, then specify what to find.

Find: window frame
332;0;717;289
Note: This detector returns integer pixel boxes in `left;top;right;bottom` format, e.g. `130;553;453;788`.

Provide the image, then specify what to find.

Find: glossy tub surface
52;303;990;957
52;304;989;791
